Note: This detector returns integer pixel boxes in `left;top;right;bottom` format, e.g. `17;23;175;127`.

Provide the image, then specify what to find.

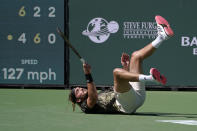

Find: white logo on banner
123;22;157;39
157;120;197;126
181;36;197;55
82;17;119;43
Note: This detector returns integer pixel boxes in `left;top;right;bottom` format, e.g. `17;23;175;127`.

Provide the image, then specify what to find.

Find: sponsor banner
123;22;157;39
82;17;158;44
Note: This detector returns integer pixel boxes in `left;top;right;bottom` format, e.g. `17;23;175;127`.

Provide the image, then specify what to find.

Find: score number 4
19;6;56;17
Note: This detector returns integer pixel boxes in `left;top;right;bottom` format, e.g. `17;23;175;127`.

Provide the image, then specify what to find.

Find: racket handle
80;58;85;64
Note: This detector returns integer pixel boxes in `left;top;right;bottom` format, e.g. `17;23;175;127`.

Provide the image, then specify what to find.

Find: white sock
139;74;154;82
151;35;164;48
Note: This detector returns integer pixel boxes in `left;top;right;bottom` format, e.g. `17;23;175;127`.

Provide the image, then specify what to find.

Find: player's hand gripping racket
56;27;85;64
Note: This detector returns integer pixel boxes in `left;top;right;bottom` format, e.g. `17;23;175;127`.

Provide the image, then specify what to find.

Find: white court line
156;120;197;126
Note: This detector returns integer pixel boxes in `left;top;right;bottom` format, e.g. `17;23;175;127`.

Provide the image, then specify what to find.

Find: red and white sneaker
155;15;174;40
150;68;167;85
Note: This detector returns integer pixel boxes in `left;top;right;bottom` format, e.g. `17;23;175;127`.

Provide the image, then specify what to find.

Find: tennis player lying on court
69;15;174;114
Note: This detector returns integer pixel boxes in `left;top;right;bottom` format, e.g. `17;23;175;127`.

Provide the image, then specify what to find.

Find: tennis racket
56;27;85;64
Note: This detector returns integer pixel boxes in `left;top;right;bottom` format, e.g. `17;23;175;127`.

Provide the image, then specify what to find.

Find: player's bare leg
113;44;156;93
113;15;174;93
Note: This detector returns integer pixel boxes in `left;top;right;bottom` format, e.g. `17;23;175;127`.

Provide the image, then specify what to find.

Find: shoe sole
155;15;174;37
150;68;167;85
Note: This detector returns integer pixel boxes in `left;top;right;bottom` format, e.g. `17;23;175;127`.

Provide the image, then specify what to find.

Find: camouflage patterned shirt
80;90;122;114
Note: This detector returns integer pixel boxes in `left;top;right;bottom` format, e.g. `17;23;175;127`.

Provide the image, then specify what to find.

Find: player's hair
68;88;77;111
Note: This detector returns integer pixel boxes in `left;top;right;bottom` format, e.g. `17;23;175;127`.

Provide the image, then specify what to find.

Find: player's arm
83;63;98;109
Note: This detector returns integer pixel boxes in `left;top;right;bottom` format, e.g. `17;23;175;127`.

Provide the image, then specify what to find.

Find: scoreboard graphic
0;0;66;85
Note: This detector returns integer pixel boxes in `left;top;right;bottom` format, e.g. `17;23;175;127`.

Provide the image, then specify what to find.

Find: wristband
85;74;93;83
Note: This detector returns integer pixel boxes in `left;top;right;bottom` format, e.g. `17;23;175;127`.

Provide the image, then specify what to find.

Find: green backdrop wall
69;0;197;86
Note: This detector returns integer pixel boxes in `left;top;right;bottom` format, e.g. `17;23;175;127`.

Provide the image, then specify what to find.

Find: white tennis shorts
115;82;146;114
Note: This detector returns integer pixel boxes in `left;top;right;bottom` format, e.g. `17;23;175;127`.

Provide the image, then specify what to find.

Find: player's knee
113;68;123;78
131;51;143;61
